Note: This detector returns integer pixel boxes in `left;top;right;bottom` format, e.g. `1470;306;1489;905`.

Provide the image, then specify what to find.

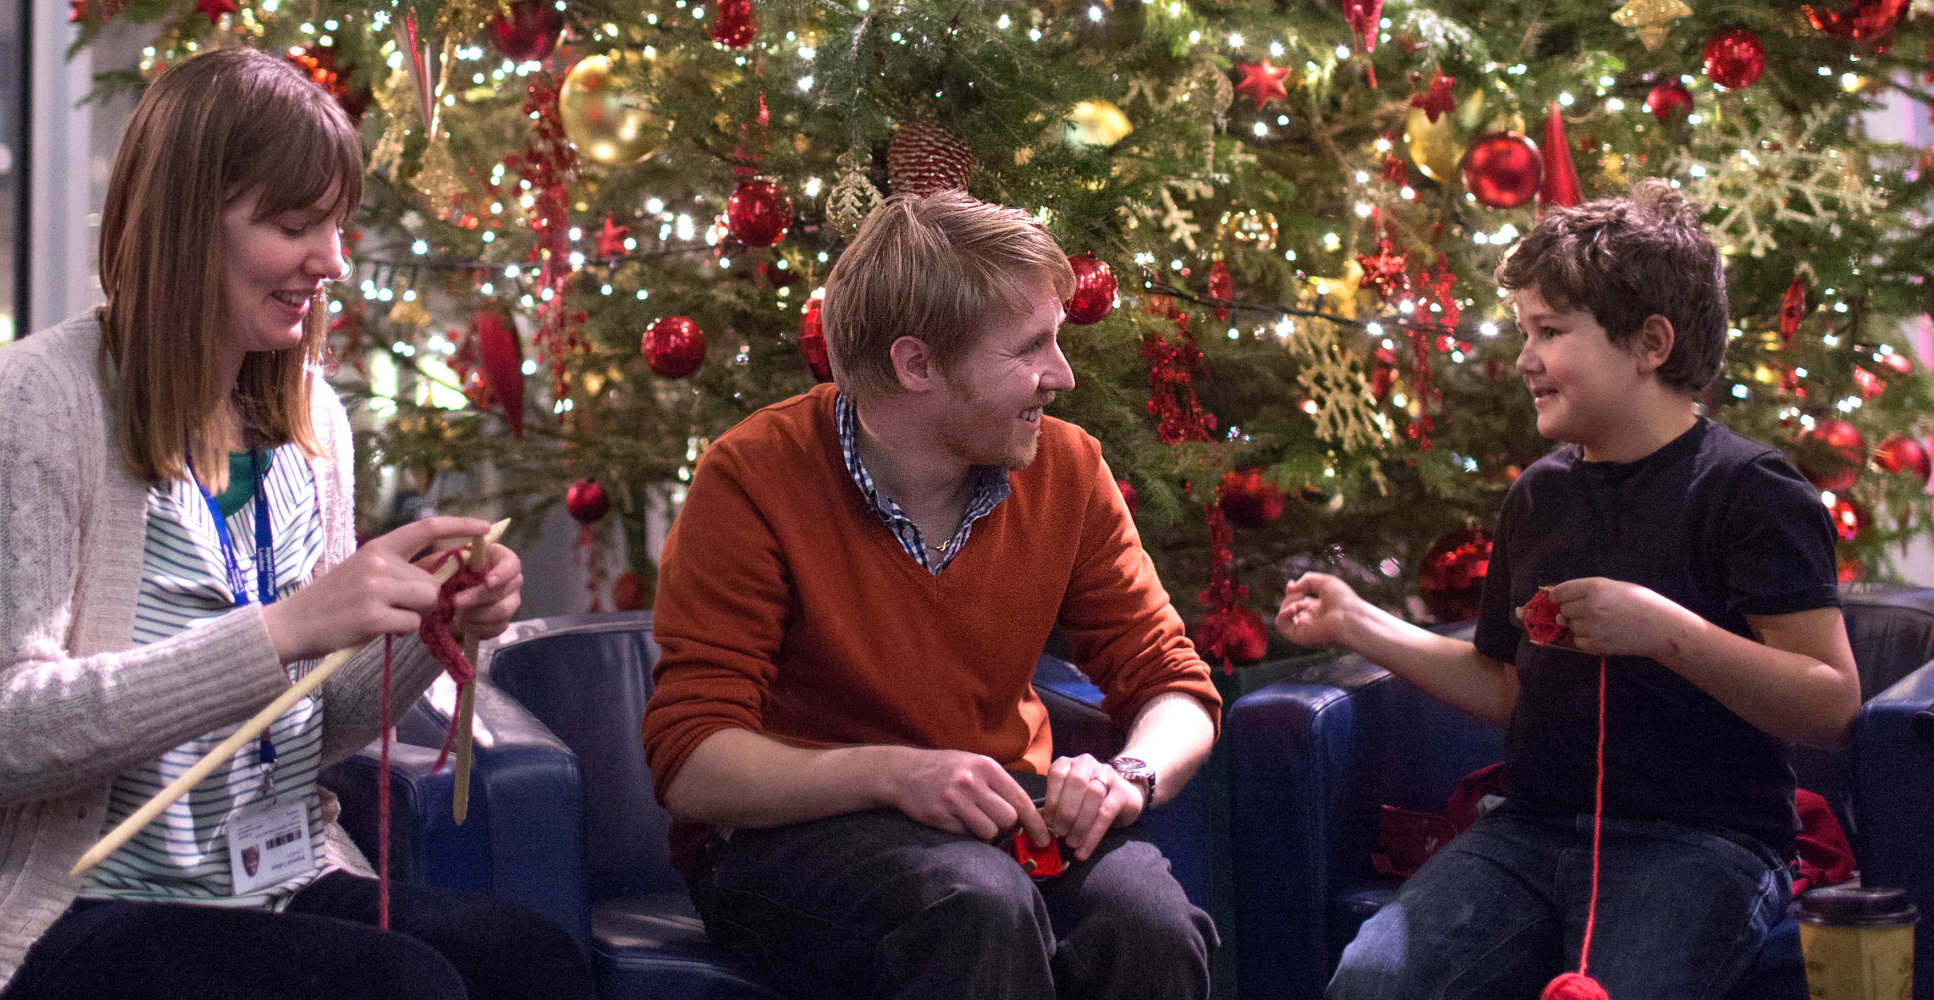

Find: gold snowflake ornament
1289;321;1391;454
1611;0;1694;51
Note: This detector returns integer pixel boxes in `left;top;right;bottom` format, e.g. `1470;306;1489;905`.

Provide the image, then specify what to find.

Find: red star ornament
194;0;236;24
1235;61;1291;111
595;214;630;258
1408;67;1456;123
1356;232;1410;301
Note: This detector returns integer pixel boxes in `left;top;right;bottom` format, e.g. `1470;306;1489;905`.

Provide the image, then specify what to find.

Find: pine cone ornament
887;122;974;197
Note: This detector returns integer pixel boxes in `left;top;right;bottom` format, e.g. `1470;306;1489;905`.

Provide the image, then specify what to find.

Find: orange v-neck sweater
643;383;1220;841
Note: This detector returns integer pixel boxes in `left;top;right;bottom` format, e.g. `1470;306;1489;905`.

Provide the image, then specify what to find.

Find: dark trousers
4;872;595;1000
690;801;1217;1000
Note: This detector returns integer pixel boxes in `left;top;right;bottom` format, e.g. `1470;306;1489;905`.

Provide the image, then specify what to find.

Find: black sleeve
1722;453;1840;617
1471;498;1520;664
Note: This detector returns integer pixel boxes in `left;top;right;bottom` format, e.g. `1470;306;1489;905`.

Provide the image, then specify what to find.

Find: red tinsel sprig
1140;306;1218;445
479;72;587;402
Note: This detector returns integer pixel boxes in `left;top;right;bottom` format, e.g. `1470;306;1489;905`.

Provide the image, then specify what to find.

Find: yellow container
1795;886;1917;1000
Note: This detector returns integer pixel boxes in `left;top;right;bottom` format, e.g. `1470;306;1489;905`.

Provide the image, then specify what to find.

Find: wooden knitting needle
73;518;511;873
446;517;509;825
71;645;356;876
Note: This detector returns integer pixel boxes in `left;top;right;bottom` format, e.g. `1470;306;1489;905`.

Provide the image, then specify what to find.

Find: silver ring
1090;775;1110;791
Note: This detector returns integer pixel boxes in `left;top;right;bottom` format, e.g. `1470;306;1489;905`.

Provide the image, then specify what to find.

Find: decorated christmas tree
69;0;1934;667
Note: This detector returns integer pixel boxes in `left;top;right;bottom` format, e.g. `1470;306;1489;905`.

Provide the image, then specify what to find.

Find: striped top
79;446;327;908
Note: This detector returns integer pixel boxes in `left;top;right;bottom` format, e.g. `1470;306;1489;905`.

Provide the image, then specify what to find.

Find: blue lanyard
191;448;281;776
193;449;277;608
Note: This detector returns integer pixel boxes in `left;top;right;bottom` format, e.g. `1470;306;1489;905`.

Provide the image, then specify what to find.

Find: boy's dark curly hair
1496;178;1728;391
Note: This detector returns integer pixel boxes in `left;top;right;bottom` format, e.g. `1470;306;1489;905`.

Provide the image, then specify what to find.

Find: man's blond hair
822;193;1076;402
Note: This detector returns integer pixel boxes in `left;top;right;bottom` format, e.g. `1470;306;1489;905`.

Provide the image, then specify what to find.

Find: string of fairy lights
119;0;1920;480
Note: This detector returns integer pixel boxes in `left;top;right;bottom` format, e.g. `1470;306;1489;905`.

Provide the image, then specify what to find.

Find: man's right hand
883;748;1051;846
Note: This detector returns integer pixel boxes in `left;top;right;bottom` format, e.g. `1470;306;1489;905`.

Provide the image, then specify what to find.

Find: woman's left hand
436;542;523;642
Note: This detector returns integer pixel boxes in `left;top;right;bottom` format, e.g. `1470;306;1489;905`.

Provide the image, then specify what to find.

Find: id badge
226;798;312;896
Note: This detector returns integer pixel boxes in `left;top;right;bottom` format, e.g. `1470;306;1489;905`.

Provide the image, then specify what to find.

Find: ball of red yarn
1542;972;1609;1000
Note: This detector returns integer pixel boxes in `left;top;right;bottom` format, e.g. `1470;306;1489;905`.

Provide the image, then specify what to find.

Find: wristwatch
1109;756;1157;805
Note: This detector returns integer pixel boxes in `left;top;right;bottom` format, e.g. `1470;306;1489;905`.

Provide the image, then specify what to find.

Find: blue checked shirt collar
836;391;1010;574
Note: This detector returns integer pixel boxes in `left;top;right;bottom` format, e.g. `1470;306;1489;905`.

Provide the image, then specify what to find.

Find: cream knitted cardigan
0;313;444;988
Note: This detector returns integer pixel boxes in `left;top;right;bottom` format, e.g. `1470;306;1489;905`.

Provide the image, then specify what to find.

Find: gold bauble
1219;209;1279;252
559;54;670;167
1403;105;1460;184
1065;100;1134;148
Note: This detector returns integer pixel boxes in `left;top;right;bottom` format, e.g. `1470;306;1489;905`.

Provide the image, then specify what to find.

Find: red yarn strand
1579;655;1607;976
378;635;393;931
373;548;492;935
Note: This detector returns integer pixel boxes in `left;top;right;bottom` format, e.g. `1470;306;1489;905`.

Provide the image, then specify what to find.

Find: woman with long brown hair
0;47;592;1000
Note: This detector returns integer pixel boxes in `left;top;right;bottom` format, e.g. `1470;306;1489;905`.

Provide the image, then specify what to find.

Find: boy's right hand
1276;572;1362;647
262;515;495;664
884;747;1051;847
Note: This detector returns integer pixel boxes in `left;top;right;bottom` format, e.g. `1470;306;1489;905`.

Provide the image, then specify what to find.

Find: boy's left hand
1545;577;1694;660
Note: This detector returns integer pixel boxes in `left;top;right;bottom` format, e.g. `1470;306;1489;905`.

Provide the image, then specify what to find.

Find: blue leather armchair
1227;583;1934;1000
330;612;1216;1000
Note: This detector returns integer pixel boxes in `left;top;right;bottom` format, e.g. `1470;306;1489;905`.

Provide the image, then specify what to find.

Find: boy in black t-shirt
1276;179;1857;1000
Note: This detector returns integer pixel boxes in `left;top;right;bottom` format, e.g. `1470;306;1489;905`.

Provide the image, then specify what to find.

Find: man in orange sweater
642;192;1222;999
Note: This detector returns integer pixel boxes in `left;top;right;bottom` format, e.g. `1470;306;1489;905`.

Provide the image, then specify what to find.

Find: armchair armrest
320;682;591;944
1851;656;1934;997
1228;637;1501;1000
1228;675;1360;1000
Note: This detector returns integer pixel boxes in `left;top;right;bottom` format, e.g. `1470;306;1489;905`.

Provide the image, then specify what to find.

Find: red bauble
709;0;756;48
1805;0;1909;41
1462;132;1543;210
1065;253;1118;325
1192;605;1269;668
473;307;526;438
612;571;648;611
1419;527;1493;623
489;0;564;62
1703;27;1767;90
1874;435;1931;482
1799;418;1867;491
1644;80;1693;122
566;478;610;524
1541;972;1610;1000
1219;468;1286;527
1539;105;1582;209
1117;478;1140;518
643;315;707;379
799;296;832;382
1827;496;1871;542
887;122;974;197
725;178;793;247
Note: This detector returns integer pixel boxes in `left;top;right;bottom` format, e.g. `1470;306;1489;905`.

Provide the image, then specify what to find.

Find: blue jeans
689;783;1215;1000
1327;805;1791;1000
